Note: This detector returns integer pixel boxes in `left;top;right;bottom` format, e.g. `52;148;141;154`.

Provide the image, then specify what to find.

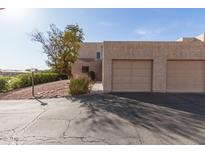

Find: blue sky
0;8;205;70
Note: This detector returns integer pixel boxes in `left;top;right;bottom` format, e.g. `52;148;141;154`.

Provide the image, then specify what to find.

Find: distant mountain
0;69;27;73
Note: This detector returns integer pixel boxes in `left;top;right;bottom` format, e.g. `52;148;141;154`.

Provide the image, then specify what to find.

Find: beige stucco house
72;42;103;81
72;33;205;93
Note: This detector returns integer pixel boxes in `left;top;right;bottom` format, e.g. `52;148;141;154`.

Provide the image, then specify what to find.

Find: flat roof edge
103;40;197;43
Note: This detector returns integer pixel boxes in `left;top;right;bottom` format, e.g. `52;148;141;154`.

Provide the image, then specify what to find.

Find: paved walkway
0;93;205;144
91;82;103;94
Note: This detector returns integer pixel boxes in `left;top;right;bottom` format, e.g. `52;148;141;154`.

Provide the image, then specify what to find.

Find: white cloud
133;27;168;40
134;29;152;35
134;27;166;36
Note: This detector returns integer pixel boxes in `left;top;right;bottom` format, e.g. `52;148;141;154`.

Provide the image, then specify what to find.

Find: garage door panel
168;72;204;76
131;77;151;83
112;84;132;92
168;81;204;86
113;77;131;84
113;84;150;92
132;69;151;76
167;60;205;92
112;60;152;92
168;76;204;81
132;62;151;69
168;61;204;67
132;84;151;91
113;61;132;69
167;86;204;93
168;69;204;75
113;69;131;76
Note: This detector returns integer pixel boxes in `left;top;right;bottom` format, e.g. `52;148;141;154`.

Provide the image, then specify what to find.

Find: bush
9;72;62;90
9;77;22;89
39;69;68;80
69;75;90;95
88;71;95;81
33;72;59;84
16;73;32;88
0;76;9;92
0;72;67;92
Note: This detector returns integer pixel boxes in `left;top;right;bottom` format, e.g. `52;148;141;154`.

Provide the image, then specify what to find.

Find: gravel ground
0;80;69;100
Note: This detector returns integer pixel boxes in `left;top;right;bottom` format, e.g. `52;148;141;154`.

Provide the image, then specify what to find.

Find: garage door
112;60;152;92
167;60;205;92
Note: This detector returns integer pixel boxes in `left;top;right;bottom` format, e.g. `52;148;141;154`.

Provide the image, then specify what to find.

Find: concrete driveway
0;93;205;144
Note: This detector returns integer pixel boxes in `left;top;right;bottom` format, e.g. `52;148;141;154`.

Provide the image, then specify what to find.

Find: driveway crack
62;110;82;137
19;108;48;133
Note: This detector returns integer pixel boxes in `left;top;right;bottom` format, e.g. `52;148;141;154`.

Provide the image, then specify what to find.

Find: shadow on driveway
67;93;205;144
111;93;205;116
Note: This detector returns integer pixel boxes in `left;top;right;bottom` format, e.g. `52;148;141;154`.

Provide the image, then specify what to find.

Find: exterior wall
103;41;205;92
72;42;103;81
177;37;200;42
72;60;102;81
78;42;103;59
195;33;205;42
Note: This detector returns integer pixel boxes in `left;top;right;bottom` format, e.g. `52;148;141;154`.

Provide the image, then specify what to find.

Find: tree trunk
68;74;73;79
67;69;73;79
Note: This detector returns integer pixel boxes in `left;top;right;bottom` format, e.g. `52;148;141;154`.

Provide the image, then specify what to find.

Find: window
82;66;89;73
96;52;101;59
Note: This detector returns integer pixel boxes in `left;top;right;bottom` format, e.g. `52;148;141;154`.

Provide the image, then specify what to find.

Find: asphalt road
0;93;205;144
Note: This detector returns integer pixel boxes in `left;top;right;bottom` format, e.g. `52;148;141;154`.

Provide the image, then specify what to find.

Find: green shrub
0;72;66;92
9;72;62;90
0;76;9;92
16;73;32;88
9;77;22;89
33;72;59;84
38;69;57;73
39;69;68;80
69;75;90;95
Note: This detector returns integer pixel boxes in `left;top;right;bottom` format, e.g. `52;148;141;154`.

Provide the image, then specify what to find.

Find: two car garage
112;60;205;93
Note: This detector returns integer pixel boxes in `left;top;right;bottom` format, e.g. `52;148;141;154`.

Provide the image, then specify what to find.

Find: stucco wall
79;42;103;59
72;60;102;81
103;41;205;92
196;33;205;42
72;42;103;81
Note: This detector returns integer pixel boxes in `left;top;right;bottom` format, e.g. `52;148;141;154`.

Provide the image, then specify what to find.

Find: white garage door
167;60;205;92
112;60;152;92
